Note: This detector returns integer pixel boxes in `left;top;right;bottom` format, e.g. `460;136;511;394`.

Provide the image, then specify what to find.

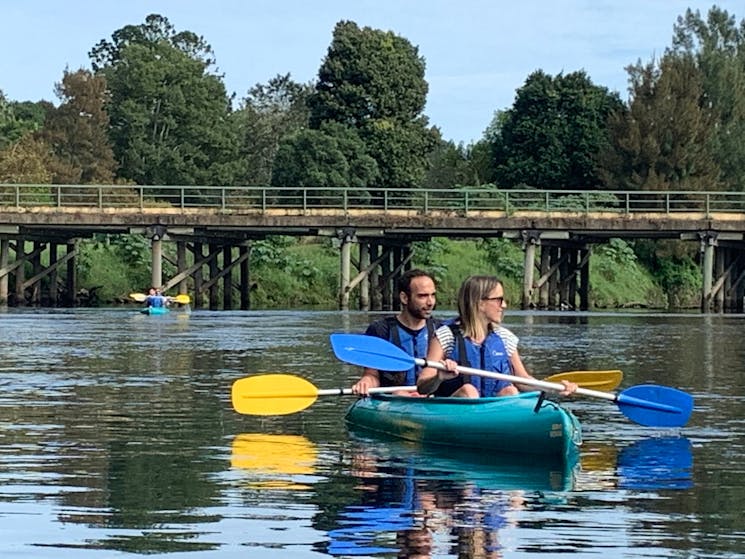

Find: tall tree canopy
89;14;240;186
491;70;622;189
235;74;312;186
600;53;718;190
669;6;745;190
0;91;45;150
274;21;436;194
36;69;117;184
0;134;50;184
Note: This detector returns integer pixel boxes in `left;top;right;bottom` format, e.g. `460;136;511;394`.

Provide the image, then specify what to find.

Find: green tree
304;21;437;194
422;139;479;189
492;70;622;189
10;100;49;132
670;6;745;190
600;53;718;190
271;122;377;203
36;69;117;184
0;91;44;149
235;74;312;186
89;14;241;186
0;134;51;184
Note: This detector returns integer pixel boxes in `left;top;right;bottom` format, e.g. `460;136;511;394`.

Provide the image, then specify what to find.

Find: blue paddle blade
330;333;413;371
616;384;693;428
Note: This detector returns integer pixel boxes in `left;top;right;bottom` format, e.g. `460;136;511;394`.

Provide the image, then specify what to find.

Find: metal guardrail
2;184;745;216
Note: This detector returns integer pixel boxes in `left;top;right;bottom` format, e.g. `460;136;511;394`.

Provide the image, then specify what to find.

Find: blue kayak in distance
140;306;170;315
345;391;582;461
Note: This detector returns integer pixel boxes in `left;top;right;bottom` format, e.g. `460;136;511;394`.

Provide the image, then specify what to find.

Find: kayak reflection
617;436;693;490
324;433;578;557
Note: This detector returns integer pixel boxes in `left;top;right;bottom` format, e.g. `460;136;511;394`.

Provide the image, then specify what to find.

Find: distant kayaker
417;275;577;398
144;287;169;308
351;269;441;396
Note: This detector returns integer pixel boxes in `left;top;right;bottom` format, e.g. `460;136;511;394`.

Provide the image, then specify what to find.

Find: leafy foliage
249;237;337;307
0;92;47;149
491;70;622;189
669;6;745;191
411;239;449;280
293;20;437;195
633;239;701;308
271;122;378;200
235;74;312;186
77;240;148;302
90;14;241;187
589;241;665;308
479;238;525;280
593;238;638;282
600;53;718;190
36;69;117;184
0;134;51;184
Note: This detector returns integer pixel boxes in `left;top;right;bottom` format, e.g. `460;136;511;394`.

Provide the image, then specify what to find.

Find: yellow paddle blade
231;374;319;415
129;292;146;302
544;370;623;392
169;294;191;304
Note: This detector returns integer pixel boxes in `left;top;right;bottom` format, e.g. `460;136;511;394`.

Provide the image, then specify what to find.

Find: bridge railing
2;184;745;215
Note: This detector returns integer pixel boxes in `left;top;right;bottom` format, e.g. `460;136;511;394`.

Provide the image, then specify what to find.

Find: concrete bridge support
700;232;716;313
699;233;745;313
0;238;8;305
337;231;414;311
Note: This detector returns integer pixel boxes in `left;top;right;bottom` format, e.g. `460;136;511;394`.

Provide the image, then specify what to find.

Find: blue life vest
385;317;436;385
447;323;512;397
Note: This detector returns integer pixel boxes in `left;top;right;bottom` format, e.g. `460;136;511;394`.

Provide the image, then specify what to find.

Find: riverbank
69;236;699;311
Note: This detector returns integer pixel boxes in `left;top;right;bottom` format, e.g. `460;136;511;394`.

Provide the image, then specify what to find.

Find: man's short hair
397;269;435;295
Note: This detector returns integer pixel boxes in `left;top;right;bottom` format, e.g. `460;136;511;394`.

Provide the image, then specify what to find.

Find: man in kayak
417;275;577;397
352;269;440;396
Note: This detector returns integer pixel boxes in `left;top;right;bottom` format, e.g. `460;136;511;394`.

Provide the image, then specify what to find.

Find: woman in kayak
417;275;577;398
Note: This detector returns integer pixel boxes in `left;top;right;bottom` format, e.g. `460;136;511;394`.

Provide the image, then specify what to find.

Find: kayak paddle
129;292;191;304
231;370;621;416
330;333;693;428
231;373;417;415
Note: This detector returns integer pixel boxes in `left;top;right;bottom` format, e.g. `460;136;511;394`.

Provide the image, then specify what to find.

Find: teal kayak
345;391;582;460
140;307;170;315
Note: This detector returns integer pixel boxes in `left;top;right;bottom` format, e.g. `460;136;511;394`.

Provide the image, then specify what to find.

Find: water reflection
577;436;693;491
231;433;318;490
321;435;576;558
617;436;693;490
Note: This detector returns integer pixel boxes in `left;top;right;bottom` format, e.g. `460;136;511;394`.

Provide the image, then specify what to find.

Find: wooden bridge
1;184;744;311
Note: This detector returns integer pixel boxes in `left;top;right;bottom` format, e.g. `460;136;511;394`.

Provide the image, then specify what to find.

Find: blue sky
1;1;740;145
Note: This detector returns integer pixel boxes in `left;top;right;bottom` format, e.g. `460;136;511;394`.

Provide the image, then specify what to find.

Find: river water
0;308;743;558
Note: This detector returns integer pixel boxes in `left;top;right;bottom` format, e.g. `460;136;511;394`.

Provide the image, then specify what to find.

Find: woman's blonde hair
457;275;503;340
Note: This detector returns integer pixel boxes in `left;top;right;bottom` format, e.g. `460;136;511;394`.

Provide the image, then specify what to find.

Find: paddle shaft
317;385;416;397
415;357;609;396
